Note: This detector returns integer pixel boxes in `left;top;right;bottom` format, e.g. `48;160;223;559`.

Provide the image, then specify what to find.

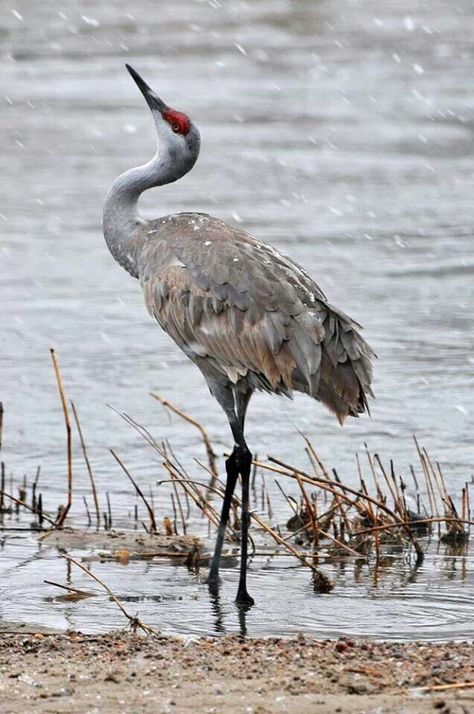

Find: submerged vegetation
0;352;471;633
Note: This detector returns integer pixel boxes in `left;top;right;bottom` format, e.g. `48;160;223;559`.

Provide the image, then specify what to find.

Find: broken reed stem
169;493;178;533
160;473;331;576
275;480;299;517
44;579;94;595
351;516;473;537
300;433;331;481
416;681;474;693
423;447;444;504
151;392;218;481
250;510;330;579
71;401;100;527
50;349;72;526
434;458;450;504
390;459;403;513
359;451;383;502
83;496;91;527
364;443;379;493
299;441;352;531
294;472;319;546
170;472;187;536
1;491;56;526
317;526;365;558
110;449;157;533
106;492;113;529
359;477;376;523
0;461;5;512
373;454;399;514
61;554;159;636
109;409;220;529
413;436;438;517
160;468;220;527
159;471;229;535
263;456;425;563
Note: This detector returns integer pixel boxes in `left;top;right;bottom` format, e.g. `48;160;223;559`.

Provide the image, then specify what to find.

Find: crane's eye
172;123;180;133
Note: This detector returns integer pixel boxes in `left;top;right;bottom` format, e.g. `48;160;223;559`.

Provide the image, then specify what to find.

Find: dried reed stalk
416;681;474;693
159;471;233;537
1;491;56;526
413;436;438;517
50;349;72;526
264;456;425;563
71;401;100;527
250;510;331;583
110;449;157;533
294;471;319;545
373;454;399;514
344;516;473;537
151;392;218;481
61;554;159;636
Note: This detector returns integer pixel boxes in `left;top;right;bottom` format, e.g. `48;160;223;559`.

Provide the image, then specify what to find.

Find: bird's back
137;212;374;423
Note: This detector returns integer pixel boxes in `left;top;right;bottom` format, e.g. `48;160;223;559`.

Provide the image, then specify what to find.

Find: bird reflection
209;589;225;634
209;588;253;638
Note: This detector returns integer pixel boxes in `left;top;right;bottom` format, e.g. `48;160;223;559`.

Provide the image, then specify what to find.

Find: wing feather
139;213;375;419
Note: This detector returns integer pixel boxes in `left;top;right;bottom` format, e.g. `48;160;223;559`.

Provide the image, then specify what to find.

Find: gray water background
0;0;473;638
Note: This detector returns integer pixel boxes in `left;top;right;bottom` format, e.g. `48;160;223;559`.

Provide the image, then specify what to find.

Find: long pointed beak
125;64;167;113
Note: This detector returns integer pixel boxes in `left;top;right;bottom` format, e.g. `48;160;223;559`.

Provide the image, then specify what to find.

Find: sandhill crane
103;65;375;606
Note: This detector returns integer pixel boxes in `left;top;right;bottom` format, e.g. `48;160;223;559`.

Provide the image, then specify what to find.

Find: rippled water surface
1;0;473;638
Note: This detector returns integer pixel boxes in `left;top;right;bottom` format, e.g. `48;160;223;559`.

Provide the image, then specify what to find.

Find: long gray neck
103;154;168;279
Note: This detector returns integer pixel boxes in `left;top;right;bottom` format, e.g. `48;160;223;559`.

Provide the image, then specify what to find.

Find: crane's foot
235;589;255;608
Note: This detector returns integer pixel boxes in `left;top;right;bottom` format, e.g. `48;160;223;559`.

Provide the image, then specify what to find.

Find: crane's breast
141;256;327;395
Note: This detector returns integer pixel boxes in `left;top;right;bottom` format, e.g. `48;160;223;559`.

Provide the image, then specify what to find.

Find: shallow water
0;523;472;640
1;0;473;638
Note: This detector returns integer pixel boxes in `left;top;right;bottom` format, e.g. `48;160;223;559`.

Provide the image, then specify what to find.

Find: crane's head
126;64;200;181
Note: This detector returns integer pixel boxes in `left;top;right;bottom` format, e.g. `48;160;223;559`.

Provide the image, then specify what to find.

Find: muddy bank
0;632;472;713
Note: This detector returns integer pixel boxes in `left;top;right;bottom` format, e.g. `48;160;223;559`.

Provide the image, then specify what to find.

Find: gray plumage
103;66;375;605
138;213;374;422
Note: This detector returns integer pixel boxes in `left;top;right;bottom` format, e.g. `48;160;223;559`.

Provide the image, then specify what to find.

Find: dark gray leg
233;387;254;603
234;433;254;606
205;379;254;605
206;454;238;588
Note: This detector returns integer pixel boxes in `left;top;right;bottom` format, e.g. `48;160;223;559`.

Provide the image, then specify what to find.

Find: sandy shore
0;630;472;713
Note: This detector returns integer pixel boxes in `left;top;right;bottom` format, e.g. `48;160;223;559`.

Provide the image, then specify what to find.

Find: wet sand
0;631;472;713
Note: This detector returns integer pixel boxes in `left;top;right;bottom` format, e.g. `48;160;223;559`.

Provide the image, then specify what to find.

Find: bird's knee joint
235;445;252;471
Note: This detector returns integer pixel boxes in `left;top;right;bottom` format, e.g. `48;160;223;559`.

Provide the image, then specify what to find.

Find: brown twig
61;554;159;636
264;456;425;563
